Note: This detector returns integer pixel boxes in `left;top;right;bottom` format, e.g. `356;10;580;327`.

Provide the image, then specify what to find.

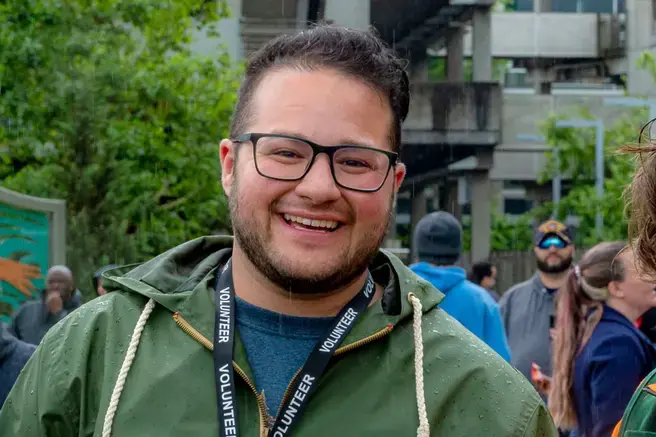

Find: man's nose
293;155;341;204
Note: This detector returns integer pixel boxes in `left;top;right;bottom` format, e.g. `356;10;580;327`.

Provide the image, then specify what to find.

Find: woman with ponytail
549;242;656;437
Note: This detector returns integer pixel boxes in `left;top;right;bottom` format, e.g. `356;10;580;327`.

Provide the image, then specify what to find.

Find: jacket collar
531;273;546;293
599;306;656;356
167;245;444;349
109;236;444;379
531;272;562;296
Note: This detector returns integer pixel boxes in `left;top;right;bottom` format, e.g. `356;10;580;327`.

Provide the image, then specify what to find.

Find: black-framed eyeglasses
232;133;399;192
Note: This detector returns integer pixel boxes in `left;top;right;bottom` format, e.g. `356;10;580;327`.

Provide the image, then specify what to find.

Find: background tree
536;109;642;246
462;211;545;253
474;111;642;251
0;0;239;302
494;0;516;11
479;55;656;251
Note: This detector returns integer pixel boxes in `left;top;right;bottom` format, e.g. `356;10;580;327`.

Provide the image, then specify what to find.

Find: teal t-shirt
235;296;333;418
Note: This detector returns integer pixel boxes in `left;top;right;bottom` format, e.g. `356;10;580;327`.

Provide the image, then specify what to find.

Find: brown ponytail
548;241;627;429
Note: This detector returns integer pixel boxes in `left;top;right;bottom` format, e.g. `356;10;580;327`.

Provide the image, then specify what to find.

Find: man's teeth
283;214;339;230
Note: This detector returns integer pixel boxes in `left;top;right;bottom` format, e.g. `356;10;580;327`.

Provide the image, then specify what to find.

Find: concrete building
402;0;656;245
191;0;656;261
194;0;500;262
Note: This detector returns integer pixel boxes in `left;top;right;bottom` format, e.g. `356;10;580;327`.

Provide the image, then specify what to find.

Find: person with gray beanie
410;211;511;361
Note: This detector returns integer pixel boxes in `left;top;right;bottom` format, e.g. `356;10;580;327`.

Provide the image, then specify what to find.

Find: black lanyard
213;258;376;437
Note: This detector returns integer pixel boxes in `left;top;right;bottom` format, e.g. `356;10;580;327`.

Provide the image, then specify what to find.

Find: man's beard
536;255;573;274
229;177;395;295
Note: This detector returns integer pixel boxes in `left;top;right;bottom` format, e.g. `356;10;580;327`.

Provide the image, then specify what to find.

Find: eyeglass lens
254;136;390;190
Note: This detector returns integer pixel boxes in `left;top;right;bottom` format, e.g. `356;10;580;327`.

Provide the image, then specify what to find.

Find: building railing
405;82;502;136
240;17;300;54
432;12;626;59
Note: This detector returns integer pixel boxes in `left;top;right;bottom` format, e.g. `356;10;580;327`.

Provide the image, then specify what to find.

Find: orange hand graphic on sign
0;257;42;297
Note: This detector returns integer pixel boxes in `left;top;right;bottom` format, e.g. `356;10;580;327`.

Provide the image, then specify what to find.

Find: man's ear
220;139;236;197
393;163;406;192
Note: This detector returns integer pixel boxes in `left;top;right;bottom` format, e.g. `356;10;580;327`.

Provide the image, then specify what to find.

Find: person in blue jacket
549;242;656;437
409;211;511;362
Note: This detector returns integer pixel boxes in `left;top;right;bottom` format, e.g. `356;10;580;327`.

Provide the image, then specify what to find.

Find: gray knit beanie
412;211;462;265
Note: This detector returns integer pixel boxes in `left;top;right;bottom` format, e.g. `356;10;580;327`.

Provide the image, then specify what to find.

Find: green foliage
535;110;641;246
489;213;537;251
484;110;641;250
484;51;656;251
0;0;239;300
495;0;516;11
489;100;645;250
462;212;547;253
636;51;656;80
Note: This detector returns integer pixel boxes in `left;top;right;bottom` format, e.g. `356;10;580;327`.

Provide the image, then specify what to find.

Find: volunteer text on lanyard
213;258;376;437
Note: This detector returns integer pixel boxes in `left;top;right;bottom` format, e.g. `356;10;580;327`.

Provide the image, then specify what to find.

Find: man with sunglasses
0;25;557;436
500;219;575;391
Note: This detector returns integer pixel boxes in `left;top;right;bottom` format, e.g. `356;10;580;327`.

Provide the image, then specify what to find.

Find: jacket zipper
174;313;394;435
173;313;268;436
273;323;394;420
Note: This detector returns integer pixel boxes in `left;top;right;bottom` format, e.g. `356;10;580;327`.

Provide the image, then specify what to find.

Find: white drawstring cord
408;293;430;437
102;298;156;437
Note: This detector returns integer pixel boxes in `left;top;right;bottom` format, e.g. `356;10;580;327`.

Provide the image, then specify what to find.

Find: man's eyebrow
335;137;378;148
267;129;304;138
267;130;377;148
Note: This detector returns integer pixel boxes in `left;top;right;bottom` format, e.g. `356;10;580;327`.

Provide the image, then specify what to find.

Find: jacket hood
103;236;234;314
409;262;466;295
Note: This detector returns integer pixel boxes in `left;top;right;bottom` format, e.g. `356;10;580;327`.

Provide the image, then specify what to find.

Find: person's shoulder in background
0;321;36;407
499;275;536;307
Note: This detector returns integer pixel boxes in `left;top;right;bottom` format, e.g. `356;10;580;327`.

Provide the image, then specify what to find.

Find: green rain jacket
0;236;558;436
613;367;656;436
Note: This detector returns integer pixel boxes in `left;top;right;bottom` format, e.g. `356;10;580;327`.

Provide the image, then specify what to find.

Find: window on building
504;198;534;216
514;0;534;12
580;0;616;13
397;196;410;209
521;0;624;13
552;0;579;12
503;180;526;190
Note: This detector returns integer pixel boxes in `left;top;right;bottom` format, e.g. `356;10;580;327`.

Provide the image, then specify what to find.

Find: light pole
554;119;605;237
516;133;561;217
604;97;656;139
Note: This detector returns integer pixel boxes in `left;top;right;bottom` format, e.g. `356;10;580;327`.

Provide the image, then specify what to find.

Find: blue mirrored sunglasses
538;236;567;250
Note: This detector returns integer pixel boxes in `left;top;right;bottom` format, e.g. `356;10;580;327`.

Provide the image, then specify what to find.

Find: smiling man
0;25;557;436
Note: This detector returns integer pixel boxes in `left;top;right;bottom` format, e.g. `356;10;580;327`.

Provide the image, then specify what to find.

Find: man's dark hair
230;24;410;153
468;261;494;285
